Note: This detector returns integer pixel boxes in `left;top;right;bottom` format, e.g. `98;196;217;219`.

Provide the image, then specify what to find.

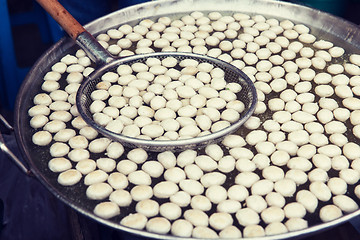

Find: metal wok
9;0;360;239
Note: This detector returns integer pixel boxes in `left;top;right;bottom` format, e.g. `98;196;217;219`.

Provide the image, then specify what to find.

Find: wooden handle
36;0;86;40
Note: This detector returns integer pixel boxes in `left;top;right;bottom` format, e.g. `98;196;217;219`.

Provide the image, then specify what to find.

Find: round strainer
76;52;257;152
37;0;257;152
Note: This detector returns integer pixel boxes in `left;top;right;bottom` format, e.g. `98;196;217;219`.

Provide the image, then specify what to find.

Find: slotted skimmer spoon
36;0;257;152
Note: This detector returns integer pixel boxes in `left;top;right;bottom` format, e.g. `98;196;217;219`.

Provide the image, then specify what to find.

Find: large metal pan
8;0;360;239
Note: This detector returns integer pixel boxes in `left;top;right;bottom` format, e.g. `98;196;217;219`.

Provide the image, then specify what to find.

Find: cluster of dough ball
28;10;360;239
90;57;243;140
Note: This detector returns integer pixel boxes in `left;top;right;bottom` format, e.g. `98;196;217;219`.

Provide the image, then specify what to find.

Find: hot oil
88;11;360;229
28;9;360;236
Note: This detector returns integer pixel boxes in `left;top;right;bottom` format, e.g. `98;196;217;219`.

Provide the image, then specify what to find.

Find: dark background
1;0;360;239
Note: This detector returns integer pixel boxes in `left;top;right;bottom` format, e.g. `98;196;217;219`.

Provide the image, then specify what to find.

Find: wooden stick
36;0;86;40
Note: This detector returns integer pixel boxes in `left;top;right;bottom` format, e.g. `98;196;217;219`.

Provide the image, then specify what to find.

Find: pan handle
36;0;113;65
0;114;13;131
0;114;32;176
